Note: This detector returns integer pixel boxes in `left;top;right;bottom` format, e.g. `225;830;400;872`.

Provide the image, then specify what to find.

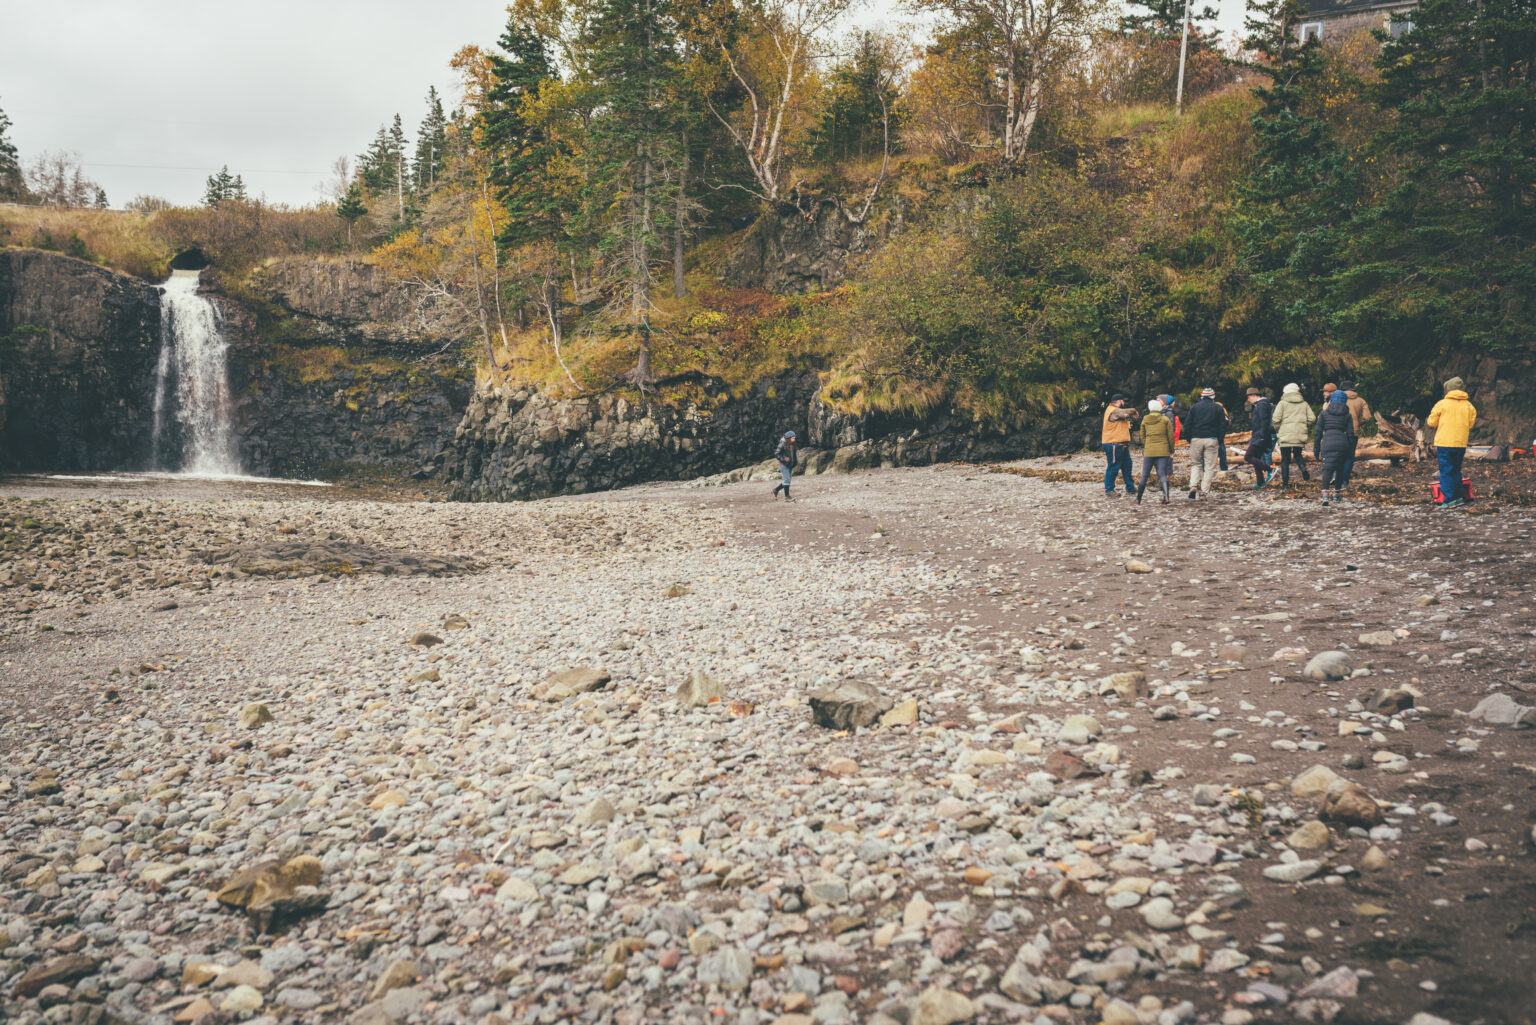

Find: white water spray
151;270;242;476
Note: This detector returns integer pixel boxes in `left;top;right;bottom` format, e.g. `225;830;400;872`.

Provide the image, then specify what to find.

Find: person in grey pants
1182;387;1227;498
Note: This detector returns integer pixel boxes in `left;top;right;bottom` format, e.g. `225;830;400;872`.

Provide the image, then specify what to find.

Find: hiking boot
1188;489;1198;500
1443;497;1465;509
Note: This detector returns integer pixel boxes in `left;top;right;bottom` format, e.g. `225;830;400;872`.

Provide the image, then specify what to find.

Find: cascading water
151;270;242;476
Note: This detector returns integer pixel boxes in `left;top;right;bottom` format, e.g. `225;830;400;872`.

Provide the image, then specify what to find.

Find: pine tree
337;182;368;250
0;98;24;202
1121;0;1218;38
583;0;685;389
203;165;245;207
92;186;109;209
1317;0;1536;368
359;124;395;192
413;87;448;193
1238;0;1357;284
483;17;560;247
811;32;901;164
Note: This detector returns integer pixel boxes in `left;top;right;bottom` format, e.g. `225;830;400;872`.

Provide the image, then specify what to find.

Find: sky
1;0;1253;210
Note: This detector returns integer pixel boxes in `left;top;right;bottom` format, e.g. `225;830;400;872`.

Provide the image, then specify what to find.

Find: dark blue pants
1103;443;1133;493
1342;452;1357;487
1438;447;1466;502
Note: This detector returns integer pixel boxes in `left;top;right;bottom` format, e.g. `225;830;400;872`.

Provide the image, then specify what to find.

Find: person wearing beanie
1182;387;1227;498
1271;383;1316;486
1101;394;1140;497
1338;379;1375;488
1158;394;1182;444
1136;399;1176;504
771;430;798;501
1243;387;1278;487
1314;390;1356;506
1427;377;1477;509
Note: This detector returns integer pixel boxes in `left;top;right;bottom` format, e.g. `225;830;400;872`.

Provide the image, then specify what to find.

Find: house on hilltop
1299;0;1416;43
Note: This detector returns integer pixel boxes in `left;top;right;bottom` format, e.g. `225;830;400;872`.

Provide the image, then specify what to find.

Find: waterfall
151;270;242;476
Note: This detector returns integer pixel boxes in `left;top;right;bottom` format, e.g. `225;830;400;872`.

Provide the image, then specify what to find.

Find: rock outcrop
0;249;161;470
446;373;821;501
219;260;473;481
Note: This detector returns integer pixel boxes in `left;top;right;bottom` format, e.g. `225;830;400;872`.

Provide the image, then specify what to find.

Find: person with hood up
771;431;798;501
1271;383;1316;486
1101;394;1140;497
1427;377;1477;509
1243;387;1277;487
1338;379;1375;486
1136;399;1176;504
1183;387;1227;499
1313;390;1356;506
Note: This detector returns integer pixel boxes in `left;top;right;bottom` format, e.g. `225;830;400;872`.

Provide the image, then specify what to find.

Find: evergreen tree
0;98;24;202
1238;0;1356;285
203;165;247;207
92;186;108;209
1121;0;1219;38
811;32;901;164
413;86;448;192
483;17;561;247
359;124;396;192
337;181;368;249
1318;0;1536;371
582;0;684;388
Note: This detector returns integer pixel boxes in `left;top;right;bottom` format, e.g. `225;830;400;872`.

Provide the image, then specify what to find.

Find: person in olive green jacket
1136;399;1177;504
1271;383;1317;486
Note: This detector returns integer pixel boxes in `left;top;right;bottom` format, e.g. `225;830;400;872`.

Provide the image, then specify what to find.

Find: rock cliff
0;249;161;470
447;374;821;501
223;259;473;480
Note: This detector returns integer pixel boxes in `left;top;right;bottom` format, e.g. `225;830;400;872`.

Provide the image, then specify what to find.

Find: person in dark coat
771;431;798;501
1182;388;1227;499
1243;387;1277;487
1313;391;1356;506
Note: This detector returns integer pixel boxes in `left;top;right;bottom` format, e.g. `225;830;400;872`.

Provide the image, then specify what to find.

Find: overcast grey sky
2;0;1251;209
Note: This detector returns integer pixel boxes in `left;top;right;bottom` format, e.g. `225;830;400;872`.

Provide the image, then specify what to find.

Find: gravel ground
2;457;1535;1025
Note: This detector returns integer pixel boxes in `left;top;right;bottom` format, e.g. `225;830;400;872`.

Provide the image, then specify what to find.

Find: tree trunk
674;133;689;299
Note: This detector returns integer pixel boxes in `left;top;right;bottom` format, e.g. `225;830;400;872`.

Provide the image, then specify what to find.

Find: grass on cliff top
0;206;170;280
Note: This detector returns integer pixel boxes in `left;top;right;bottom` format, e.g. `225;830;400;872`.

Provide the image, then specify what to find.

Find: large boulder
808;680;894;730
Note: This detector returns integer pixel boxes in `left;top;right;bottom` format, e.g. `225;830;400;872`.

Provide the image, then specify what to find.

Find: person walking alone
1427;377;1477;509
1102;394;1139;497
1183;387;1227;499
1272;383;1316;486
1243;387;1277;488
1314;391;1356;506
771;430;798;501
1136;399;1176;504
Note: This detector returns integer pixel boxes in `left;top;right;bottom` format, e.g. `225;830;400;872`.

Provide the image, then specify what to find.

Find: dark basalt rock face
446;374;822;501
0;249;161;471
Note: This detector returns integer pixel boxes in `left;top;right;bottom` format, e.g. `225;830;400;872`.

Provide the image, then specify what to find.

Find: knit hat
1443;376;1465;394
1283;383;1300;395
784;430;796;439
1157;394;1173;405
1148;399;1164;412
1322;382;1337;392
1200;387;1215;397
1328;391;1348;405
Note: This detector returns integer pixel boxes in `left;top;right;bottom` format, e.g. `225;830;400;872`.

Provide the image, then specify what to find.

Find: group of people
1102;378;1479;509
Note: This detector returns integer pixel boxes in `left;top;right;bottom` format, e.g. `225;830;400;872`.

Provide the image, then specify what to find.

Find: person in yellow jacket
1427;377;1477;509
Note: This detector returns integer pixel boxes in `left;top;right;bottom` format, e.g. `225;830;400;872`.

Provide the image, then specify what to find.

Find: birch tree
907;0;1111;163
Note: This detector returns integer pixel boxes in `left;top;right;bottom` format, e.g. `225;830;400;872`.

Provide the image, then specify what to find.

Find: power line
81;162;330;176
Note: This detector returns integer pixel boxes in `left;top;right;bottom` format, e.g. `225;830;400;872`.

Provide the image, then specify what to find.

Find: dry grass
0;204;169;279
